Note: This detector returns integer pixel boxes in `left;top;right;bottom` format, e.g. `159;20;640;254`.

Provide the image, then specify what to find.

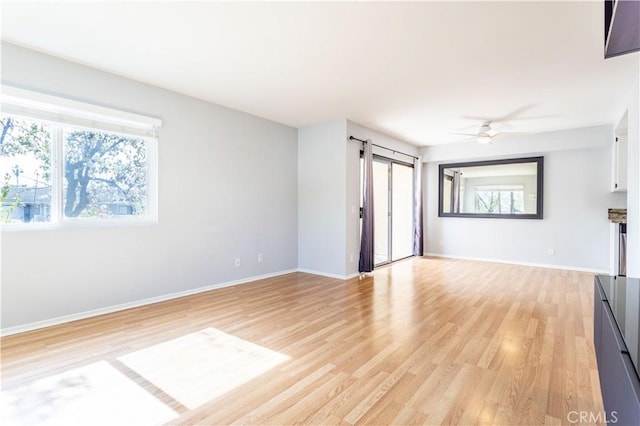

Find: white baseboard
297;268;360;280
1;269;298;337
423;253;610;275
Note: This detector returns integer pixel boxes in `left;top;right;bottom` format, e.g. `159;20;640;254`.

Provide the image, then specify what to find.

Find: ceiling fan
452;106;551;144
452;122;499;144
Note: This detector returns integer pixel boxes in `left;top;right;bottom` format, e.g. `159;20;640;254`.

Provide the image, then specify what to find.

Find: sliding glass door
369;157;414;267
373;160;390;265
391;163;414;261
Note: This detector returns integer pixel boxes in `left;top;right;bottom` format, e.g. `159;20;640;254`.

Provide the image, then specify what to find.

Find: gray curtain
359;140;374;273
413;156;423;256
452;170;461;213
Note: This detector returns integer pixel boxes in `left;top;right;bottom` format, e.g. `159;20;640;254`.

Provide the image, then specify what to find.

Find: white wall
626;73;640;277
423;126;627;272
0;43;298;330
298;120;348;277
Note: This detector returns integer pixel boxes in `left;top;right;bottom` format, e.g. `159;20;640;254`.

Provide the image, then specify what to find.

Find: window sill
1;218;158;231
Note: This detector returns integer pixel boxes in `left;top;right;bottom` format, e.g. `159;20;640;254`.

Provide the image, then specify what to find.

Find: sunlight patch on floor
118;327;290;409
0;360;178;426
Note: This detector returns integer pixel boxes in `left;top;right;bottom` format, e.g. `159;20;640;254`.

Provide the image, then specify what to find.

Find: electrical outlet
258;253;263;263
235;258;241;267
349;254;354;263
547;248;555;256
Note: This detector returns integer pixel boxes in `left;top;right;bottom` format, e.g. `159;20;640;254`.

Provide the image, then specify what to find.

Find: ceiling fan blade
450;132;478;137
453;137;479;143
461;105;553;123
499;115;556;121
460;115;492;122
493;131;531;138
496;105;535;122
460;105;533;123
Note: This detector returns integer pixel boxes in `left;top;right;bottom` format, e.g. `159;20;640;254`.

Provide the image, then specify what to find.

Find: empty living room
1;1;640;425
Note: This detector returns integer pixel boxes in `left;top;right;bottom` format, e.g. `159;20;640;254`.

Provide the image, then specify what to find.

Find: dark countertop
597;275;640;378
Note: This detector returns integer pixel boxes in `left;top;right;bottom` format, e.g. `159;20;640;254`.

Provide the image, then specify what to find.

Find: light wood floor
1;257;604;425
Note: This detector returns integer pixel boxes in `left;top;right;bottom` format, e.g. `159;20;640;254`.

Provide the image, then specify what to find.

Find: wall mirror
438;156;543;219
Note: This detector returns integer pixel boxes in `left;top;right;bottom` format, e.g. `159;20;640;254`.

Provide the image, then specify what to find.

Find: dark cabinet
594;282;605;365
598;301;640;424
594;277;640;424
605;0;640;58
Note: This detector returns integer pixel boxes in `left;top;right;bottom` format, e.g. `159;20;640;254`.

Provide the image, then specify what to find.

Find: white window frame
1;86;161;230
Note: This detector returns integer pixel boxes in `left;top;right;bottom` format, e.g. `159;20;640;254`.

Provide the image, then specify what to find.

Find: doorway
370;156;414;266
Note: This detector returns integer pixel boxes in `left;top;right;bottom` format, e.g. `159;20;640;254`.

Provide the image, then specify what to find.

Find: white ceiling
1;1;638;146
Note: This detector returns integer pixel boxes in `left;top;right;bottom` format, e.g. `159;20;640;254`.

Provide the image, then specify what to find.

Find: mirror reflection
439;157;543;219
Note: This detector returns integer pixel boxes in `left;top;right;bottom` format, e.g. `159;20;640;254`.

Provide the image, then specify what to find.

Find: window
1;117;52;223
1;86;160;227
475;185;525;214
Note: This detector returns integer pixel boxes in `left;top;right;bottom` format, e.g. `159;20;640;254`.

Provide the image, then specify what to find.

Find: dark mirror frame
438;156;544;219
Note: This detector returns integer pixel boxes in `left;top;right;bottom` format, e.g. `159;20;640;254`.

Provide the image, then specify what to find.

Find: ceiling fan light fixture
478;134;493;144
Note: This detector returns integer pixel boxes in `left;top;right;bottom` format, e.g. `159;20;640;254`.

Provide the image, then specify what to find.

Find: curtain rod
349;136;419;160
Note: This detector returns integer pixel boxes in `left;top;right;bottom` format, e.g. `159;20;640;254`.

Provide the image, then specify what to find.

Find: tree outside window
1;116;150;224
475;188;524;214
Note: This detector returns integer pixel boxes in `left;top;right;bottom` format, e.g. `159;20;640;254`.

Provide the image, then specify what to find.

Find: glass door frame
360;151;415;268
390;161;415;262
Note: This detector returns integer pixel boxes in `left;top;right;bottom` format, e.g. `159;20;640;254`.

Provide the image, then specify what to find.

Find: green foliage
1;173;21;223
476;191;500;213
0;117;51;181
